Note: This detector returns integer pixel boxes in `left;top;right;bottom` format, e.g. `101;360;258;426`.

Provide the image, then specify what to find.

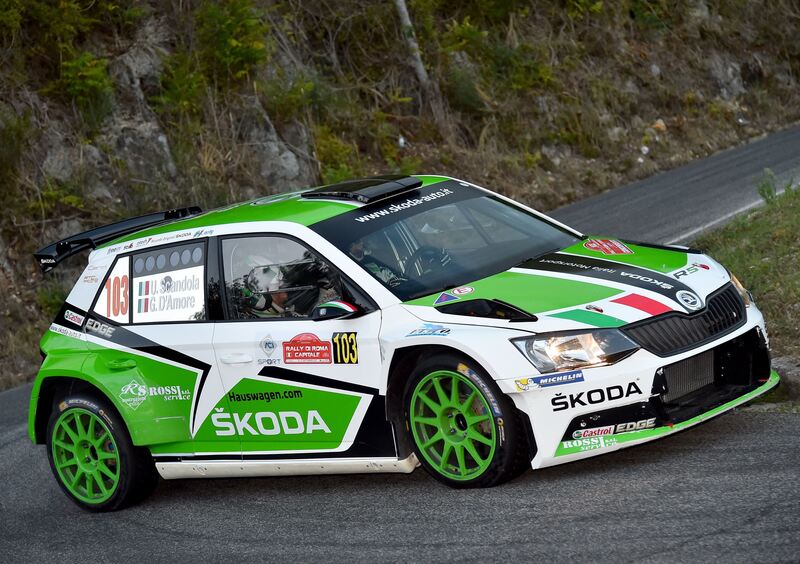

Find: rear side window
93;256;130;323
131;241;206;323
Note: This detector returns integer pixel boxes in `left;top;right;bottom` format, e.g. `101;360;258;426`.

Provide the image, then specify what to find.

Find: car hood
402;238;732;331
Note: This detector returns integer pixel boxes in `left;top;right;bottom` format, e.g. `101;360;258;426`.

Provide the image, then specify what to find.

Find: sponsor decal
123;242;134;250
452;286;474;296
64;309;85;327
83;275;99;284
572;425;614;439
227;389;303;404
332;332;359;364
193;228;214;238
515;370;585;391
571;418;656;439
86;318;116;338
119;380;147;410
258;335;280;366
211;408;331;436
619;271;674;290
40;257;56;264
283;333;332;364
560;436;617;452
676;290;702;311
119;380;191;411
528;253;700;304
49;323;83;340
551;382;643;412
457;363;501;417
433;292;459;305
583;239;633;255
585;304;604;313
407;323;451;337
672;262;711;279
353;187;454;223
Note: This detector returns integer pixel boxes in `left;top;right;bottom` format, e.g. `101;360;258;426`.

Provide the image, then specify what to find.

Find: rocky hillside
1;0;799;389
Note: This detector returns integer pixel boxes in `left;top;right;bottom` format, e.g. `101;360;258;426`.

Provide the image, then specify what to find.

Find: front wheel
403;353;530;488
46;393;158;511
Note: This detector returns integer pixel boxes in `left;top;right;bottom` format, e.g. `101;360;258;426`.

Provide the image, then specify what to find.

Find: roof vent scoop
301;175;422;204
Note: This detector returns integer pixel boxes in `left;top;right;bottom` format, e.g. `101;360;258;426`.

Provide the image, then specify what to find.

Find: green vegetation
695;171;800;402
2;0;800;390
59;51;114;128
195;0;269;86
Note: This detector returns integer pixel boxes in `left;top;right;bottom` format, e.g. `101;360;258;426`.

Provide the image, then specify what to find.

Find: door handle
220;354;253;365
107;358;137;371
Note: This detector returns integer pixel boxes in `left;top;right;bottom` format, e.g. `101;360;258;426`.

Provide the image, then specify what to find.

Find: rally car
31;174;778;511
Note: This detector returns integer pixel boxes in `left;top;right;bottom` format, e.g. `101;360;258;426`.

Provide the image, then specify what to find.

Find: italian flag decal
317;300;357;312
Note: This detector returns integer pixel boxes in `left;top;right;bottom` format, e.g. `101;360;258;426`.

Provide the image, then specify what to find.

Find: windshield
311;180;579;301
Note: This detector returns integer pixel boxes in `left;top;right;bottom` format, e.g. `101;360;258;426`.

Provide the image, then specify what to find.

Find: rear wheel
404;353;529;488
46;393;158;511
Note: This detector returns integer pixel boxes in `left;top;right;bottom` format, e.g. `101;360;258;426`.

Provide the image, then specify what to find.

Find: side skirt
156;454;419;479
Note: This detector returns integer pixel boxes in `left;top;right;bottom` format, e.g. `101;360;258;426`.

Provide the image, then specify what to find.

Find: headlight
730;273;752;307
512;330;639;373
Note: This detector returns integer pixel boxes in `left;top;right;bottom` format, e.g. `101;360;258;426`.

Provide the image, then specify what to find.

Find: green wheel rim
410;370;497;481
51;408;120;504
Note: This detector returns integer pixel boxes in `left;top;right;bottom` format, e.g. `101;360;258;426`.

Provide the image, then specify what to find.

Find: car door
87;239;235;457
209;233;395;459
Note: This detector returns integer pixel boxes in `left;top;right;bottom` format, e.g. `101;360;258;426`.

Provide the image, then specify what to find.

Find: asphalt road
2;127;800;562
550;124;800;243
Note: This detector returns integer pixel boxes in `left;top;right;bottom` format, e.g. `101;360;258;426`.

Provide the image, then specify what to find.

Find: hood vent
436;299;537;322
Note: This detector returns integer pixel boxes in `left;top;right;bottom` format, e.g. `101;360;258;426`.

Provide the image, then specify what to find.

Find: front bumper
500;311;777;469
555;369;778;458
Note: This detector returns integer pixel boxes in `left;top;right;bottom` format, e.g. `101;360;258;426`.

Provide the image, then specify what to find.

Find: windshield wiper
513;246;561;269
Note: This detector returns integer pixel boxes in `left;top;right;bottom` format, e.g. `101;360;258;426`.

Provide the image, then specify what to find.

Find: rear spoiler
34;206;202;273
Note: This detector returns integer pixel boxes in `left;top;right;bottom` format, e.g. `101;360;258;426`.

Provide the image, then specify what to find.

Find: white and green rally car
31;175;779;510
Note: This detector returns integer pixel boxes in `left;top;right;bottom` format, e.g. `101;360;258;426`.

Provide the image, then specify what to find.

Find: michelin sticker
515;370;584;391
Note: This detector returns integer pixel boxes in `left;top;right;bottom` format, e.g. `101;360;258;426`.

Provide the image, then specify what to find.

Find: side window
131;242;206;323
222;236;342;320
93;256;130;323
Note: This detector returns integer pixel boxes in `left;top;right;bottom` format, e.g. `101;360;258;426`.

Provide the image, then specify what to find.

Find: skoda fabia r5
30;174;778;510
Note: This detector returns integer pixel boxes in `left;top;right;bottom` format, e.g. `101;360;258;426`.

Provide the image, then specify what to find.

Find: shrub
314;125;362;184
0;109;29;188
195;0;269;86
153;52;207;123
259;72;316;123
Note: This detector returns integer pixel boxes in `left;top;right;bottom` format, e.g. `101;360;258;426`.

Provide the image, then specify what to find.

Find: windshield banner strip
518;252;697;309
312;180;478;236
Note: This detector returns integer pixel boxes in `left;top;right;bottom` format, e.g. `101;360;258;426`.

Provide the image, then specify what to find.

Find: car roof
100;175;451;248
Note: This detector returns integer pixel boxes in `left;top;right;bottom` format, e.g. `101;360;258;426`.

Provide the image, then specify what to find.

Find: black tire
402;352;530;488
46;392;158;511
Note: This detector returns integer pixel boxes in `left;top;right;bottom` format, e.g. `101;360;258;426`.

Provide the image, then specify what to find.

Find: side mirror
311;300;362;321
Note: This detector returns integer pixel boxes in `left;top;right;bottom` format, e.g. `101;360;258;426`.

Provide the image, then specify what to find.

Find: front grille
661;349;714;403
650;327;770;422
622;283;745;357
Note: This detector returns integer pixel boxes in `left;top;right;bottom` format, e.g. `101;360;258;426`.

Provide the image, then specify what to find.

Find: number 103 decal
332;332;358;364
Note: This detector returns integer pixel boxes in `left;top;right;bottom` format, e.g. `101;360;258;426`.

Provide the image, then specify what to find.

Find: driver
241;265;302;318
236;254;343;319
348;239;406;288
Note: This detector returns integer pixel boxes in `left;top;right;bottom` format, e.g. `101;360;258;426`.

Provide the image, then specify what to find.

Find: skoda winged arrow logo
676;290;702;311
